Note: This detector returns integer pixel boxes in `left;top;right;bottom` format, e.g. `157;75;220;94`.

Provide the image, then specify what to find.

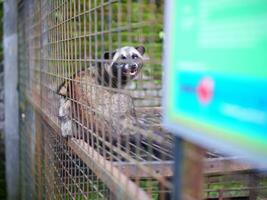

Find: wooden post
248;173;258;200
4;0;19;199
172;136;183;200
172;139;205;200
182;141;205;200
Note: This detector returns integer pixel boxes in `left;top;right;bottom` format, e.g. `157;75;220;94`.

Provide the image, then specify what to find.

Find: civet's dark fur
57;46;146;142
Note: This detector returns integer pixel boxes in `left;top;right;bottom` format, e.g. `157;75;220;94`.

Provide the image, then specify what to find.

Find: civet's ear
135;46;145;55
104;51;116;60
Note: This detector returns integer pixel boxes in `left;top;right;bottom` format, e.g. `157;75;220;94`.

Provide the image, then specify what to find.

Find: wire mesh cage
18;0;173;199
17;0;267;200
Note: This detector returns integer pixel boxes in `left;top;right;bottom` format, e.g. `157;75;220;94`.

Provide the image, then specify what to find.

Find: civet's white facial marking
104;46;145;81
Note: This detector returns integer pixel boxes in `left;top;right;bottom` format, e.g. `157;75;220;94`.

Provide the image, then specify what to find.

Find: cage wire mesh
17;0;267;200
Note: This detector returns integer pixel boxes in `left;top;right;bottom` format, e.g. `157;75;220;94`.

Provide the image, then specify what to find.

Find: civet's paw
60;118;72;137
58;97;72;137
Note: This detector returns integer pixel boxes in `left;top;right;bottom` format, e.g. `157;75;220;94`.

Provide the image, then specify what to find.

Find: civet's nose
130;63;138;72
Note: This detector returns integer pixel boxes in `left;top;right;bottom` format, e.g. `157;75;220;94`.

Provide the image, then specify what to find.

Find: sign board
163;0;267;166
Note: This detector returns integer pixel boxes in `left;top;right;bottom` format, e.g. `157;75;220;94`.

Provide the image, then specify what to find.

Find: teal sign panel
163;0;267;166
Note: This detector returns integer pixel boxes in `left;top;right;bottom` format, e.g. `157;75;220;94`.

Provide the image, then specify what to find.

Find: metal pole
171;136;183;200
4;0;19;199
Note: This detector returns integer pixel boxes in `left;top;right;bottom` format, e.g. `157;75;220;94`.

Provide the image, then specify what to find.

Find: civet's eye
132;54;138;59
121;55;127;60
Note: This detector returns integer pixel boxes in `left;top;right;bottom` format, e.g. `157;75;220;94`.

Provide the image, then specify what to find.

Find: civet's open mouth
123;67;138;76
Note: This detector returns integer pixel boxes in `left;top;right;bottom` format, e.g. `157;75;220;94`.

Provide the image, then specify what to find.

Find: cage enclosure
17;0;267;200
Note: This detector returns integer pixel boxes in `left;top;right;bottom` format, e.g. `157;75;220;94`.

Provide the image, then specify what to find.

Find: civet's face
104;46;145;81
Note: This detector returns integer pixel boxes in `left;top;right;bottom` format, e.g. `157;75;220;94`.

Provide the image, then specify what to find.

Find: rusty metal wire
17;0;267;200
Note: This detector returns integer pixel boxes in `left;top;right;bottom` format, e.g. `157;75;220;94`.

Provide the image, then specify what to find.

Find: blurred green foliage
51;0;163;83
